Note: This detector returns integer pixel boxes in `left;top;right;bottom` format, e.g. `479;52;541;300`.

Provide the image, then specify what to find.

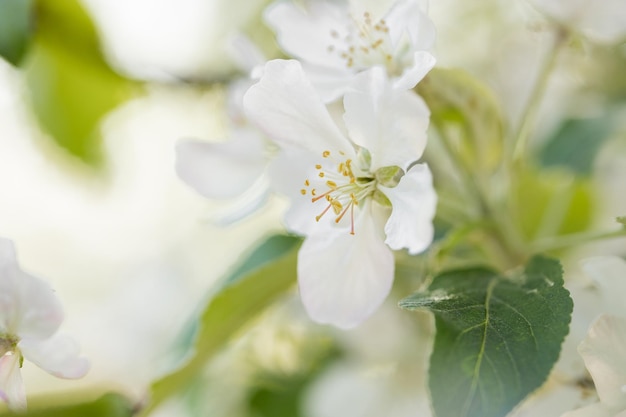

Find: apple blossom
0;238;89;410
561;314;626;417
244;59;436;328
264;0;436;102
175;38;273;224
527;0;626;43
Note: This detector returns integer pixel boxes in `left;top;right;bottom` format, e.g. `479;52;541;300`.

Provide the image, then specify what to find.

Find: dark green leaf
142;235;301;416
539;116;614;176
399;256;572;417
23;0;136;166
0;393;133;417
417;68;504;174
0;0;34;65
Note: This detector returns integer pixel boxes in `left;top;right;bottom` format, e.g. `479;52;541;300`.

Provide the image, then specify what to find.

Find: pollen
302;150;378;236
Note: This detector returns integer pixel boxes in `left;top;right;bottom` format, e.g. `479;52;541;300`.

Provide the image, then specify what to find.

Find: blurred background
0;0;625;416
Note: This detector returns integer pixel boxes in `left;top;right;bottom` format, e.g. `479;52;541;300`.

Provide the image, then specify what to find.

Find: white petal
561;403;617;417
227;34;267;74
0;239;63;339
19;333;89;379
269;150;345;236
380;163;436;254
208;176;271;226
244;60;353;154
264;1;349;70
0;238;20;333
0;353;26;411
577;315;626;408
343;68;430;171
301;63;355;103
175;129;267;200
392;51;436;91
13;271;64;340
297;204;394;329
385;0;436;51
580;256;626;317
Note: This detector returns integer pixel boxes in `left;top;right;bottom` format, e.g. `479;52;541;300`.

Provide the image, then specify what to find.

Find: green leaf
22;0;136;166
539;116;614;176
142;235;301;416
618;216;626;226
0;393;133;417
417;68;504;174
399;256;572;417
0;0;34;65
511;169;593;243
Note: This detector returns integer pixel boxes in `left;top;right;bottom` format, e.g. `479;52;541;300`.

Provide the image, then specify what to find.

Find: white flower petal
13;269;64;340
392;51;436;91
297;204;394;329
580;256;626;317
244;60;353;154
269;150;344;236
175;129;267;200
301;63;355;103
577;314;626;408
560;402;617;417
343;68;430;171
385;0;435;50
380;163;436;254
264;1;348;70
0;353;26;411
19;333;89;379
0;239;20;334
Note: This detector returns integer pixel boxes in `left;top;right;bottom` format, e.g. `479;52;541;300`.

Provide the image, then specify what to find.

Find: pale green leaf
416;68;504;173
0;393;132;417
511;169;593;243
399;256;572;417
142;235;300;416
0;0;33;65
23;0;136;166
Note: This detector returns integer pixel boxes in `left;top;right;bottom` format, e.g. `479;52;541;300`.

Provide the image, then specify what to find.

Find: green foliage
539;116;614;176
0;0;34;65
511;169;593;243
142;235;301;416
417;67;504;175
0;393;132;417
23;0;136;166
399;256;572;417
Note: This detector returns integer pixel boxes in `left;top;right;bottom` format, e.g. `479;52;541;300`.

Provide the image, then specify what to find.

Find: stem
436;125;526;267
511;26;569;164
532;228;626;253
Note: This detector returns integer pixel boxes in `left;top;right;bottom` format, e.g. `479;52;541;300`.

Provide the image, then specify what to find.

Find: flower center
0;334;18;357
300;150;377;235
327;12;402;76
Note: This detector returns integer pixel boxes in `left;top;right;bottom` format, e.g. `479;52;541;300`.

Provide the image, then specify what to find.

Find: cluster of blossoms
177;0;438;328
0;238;88;410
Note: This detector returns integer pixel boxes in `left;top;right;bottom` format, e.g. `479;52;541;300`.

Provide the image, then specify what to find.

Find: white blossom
561;314;626;417
244;60;436;328
0;238;88;410
175;38;273;224
528;0;626;43
264;0;436;102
